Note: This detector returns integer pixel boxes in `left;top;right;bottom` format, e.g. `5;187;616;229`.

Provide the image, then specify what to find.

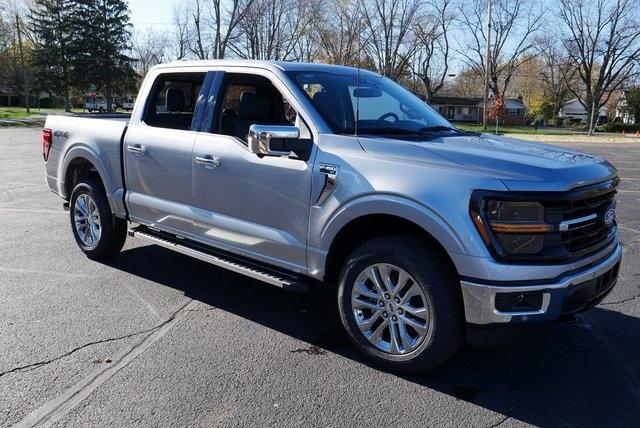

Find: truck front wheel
69;178;127;259
337;235;463;373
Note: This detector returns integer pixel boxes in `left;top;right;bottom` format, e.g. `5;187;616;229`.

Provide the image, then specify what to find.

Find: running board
128;226;308;292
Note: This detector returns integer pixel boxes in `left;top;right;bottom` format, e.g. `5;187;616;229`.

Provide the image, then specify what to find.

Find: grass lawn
454;122;580;136
0;107;74;119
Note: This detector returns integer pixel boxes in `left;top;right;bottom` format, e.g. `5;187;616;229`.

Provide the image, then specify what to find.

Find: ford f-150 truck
43;60;621;372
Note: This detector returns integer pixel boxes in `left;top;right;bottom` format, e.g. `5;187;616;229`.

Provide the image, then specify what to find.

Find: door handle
195;155;221;168
127;144;147;155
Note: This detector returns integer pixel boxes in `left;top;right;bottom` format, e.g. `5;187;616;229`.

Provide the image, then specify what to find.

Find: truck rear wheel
337;235;463;373
69;178;127;259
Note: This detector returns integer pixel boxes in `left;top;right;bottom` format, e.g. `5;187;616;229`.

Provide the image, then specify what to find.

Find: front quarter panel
307;134;508;278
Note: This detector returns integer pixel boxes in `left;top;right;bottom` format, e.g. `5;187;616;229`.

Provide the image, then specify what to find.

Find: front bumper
461;243;622;325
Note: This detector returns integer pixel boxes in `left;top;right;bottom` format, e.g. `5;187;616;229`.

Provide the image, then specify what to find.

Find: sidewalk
0;112;130;127
0;115;46;127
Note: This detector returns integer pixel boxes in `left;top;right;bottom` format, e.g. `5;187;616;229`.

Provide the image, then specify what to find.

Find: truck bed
44;115;129;217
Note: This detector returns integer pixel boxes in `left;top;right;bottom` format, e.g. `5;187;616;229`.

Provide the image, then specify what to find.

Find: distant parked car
85;97;117;113
121;98;135;111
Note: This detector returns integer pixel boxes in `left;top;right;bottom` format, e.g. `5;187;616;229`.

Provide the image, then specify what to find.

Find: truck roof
154;59;378;76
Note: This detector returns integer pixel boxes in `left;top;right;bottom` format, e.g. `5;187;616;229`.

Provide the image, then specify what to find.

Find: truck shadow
108;244;640;427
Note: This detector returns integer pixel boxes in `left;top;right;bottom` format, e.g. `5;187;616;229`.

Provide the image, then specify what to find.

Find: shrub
602;123;640;133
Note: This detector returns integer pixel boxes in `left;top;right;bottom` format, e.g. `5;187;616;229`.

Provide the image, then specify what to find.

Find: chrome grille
559;182;617;257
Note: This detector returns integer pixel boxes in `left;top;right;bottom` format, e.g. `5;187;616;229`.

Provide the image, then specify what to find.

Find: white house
559;98;607;124
428;95;526;125
615;91;636;125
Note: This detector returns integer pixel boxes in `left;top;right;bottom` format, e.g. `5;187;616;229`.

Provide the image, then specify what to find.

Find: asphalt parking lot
1;127;639;427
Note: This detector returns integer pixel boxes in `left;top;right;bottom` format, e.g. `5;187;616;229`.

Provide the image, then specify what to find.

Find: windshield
286;70;455;136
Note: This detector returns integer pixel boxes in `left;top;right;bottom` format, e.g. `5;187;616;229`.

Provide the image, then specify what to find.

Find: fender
60;143;126;217
319;194;469;255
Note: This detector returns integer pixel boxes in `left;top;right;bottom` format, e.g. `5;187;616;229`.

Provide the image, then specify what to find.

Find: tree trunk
106;79;114;114
15;14;30;113
62;63;71;112
63;87;71;113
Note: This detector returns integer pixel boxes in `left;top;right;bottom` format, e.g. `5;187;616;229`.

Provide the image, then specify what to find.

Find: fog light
495;292;543;312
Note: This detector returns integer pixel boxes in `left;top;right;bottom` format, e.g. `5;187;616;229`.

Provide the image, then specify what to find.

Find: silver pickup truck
43;60;621;372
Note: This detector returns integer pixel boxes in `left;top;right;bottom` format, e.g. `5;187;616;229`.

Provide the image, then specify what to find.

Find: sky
128;0;176;33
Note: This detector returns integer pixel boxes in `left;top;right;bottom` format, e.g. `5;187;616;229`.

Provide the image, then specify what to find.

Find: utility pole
482;0;492;131
15;13;30;114
588;97;596;136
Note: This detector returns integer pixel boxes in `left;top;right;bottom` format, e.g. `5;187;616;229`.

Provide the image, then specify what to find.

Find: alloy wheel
73;194;101;248
351;263;430;355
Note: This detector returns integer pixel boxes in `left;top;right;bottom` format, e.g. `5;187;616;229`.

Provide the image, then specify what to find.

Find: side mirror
248;125;300;156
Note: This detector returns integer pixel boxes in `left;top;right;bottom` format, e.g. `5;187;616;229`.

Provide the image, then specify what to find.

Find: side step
128;225;309;292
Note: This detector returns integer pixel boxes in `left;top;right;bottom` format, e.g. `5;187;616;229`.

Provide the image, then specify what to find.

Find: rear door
190;70;315;271
124;71;210;234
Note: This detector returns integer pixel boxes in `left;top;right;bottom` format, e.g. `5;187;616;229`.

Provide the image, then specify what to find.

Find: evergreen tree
30;0;78;112
75;0;134;113
625;87;640;125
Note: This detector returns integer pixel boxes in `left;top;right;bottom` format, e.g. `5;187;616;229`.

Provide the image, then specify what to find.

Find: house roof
560;98;607;115
429;95;525;109
0;84;19;96
477;98;525;109
429;96;482;106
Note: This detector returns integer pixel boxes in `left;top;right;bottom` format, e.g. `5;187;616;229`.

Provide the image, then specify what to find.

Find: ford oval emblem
604;207;616;226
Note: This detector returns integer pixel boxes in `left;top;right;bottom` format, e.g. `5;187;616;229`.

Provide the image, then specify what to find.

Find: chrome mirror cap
248;124;300;156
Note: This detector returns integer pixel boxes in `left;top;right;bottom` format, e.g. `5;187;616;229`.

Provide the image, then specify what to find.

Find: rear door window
144;73;207;131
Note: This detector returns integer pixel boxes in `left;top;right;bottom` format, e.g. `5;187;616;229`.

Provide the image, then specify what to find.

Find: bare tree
192;0;209;59
313;0;364;66
132;28;168;77
172;0;255;60
447;67;484;97
360;0;421;79
558;0;640;134
411;0;453;102
230;0;318;61
536;35;576;122
457;0;544;97
172;1;191;60
209;0;255;59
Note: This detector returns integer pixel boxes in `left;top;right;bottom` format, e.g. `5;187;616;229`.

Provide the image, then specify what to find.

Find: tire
337;235;463;373
69;178;127;259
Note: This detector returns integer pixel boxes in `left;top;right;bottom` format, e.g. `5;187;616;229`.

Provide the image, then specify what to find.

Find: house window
508;108;518;116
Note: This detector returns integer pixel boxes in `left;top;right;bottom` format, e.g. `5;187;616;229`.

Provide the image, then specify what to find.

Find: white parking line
14;298;202;428
0;266;96;278
0;207;65;214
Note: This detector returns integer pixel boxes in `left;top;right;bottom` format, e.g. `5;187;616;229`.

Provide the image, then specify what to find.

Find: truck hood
359;133;617;191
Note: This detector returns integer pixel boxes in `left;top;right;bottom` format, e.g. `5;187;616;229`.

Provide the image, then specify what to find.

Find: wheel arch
320;196;466;286
60;145;123;216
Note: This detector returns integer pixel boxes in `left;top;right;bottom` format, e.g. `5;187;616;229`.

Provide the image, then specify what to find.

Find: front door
191;72;314;271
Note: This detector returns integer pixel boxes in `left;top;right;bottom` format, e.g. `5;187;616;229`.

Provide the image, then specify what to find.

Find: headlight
471;200;552;255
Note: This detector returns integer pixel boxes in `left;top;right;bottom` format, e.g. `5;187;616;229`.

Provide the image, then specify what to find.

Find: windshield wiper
418;125;458;133
358;127;421;135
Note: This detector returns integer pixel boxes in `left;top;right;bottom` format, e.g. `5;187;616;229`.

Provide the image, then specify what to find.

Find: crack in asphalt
486;416;510;428
1;276;228;381
13;275;227;428
600;294;640;306
13;298;200;428
0;325;161;378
